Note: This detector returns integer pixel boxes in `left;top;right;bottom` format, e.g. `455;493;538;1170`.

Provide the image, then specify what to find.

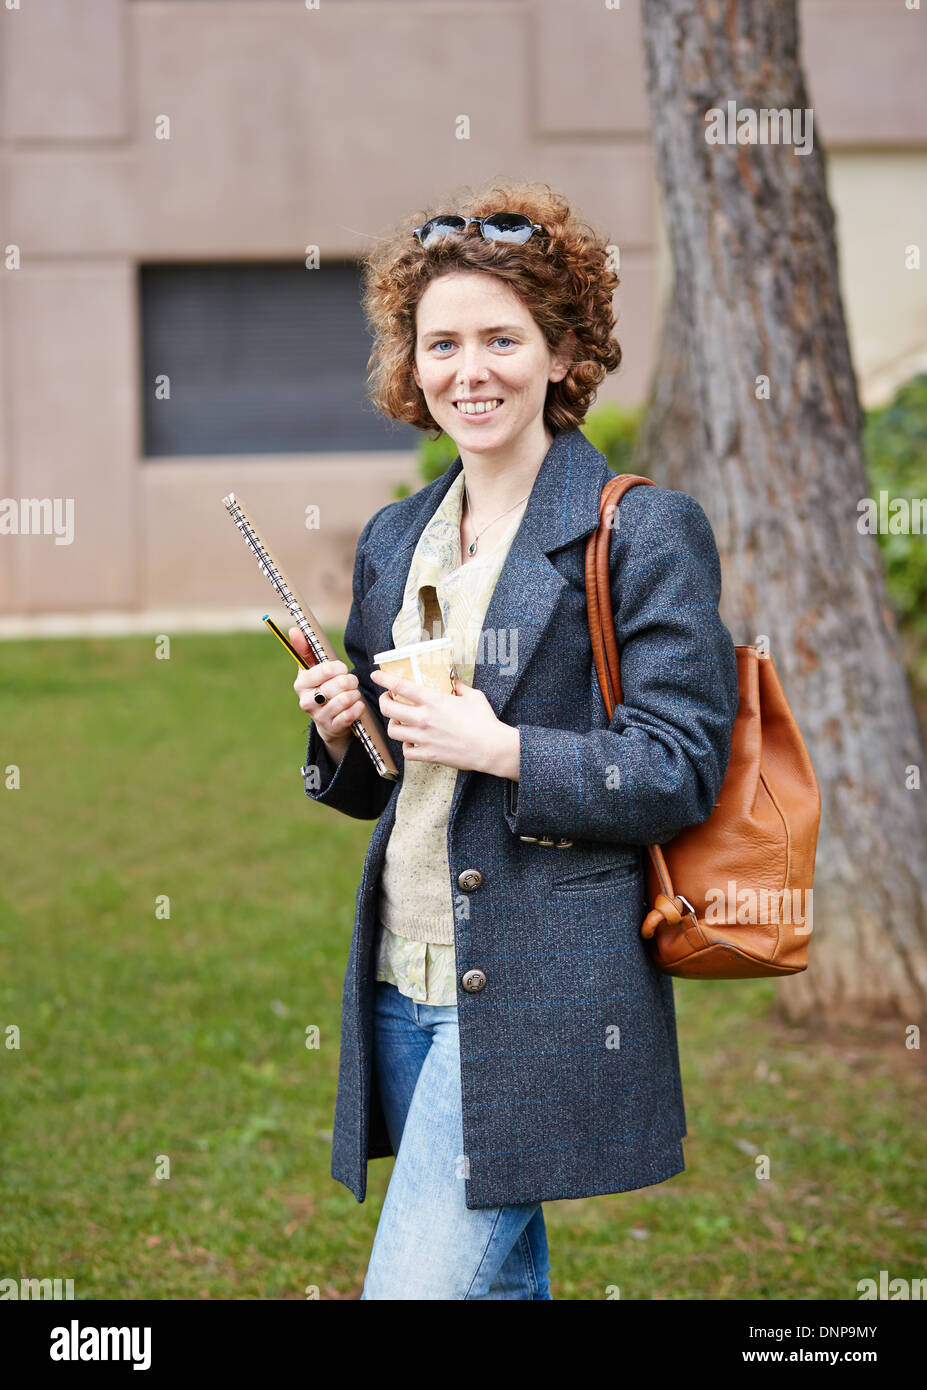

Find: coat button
461;969;486;993
457;868;482;891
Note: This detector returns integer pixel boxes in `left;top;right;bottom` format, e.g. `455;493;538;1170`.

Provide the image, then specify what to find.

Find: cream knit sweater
375;469;525;950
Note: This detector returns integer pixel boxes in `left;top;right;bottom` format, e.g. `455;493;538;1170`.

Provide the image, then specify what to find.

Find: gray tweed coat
303;426;739;1210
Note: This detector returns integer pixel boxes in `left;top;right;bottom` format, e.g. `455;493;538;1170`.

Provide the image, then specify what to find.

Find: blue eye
429;336;516;353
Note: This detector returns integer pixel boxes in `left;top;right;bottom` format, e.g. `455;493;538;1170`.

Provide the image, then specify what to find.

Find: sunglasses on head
412;212;546;249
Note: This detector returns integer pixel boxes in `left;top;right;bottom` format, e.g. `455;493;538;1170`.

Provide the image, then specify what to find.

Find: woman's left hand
370;668;519;776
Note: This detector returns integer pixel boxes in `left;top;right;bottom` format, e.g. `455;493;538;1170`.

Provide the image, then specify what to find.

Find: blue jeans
361;980;553;1300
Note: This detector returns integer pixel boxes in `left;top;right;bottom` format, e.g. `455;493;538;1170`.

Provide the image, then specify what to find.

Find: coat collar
388;424;609;560
361;425;611;742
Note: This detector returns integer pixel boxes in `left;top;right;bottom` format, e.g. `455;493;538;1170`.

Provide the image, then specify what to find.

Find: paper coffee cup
373;637;458;704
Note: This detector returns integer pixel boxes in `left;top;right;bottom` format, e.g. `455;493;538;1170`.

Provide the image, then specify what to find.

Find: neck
459;418;554;519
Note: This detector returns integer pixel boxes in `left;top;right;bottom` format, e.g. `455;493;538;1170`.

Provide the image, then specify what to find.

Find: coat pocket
551;853;641;893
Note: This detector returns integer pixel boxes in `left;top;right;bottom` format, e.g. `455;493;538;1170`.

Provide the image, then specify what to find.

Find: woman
291;181;739;1300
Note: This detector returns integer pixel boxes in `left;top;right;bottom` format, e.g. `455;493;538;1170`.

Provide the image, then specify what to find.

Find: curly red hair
360;179;622;438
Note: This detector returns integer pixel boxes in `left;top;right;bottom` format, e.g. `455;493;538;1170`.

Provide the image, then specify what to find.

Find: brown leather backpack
585;474;822;979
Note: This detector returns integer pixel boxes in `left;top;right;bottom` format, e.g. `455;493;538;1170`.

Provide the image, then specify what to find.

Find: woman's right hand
290;627;366;759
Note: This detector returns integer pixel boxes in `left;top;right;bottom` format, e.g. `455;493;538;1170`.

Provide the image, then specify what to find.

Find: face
411;271;574;457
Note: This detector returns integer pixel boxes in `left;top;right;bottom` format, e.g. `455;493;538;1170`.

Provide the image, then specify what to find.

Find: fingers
318;688;366;735
293;657;348;697
372;671;438;706
379;694;426;742
287;625;313;663
293;657;364;736
376;678;442;722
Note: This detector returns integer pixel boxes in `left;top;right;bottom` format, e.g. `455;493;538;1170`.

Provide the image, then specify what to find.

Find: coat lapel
361;425;609;735
470;427;607;721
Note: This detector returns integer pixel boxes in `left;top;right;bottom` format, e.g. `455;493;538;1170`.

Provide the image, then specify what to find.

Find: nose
456;348;490;393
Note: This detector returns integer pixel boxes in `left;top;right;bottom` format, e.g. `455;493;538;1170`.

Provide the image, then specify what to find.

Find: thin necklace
462;480;530;556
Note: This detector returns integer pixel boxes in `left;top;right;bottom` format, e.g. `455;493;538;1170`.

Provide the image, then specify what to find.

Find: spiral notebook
222;491;399;783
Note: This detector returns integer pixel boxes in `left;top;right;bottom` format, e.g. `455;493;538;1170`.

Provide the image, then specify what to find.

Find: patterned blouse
374;468;526;1007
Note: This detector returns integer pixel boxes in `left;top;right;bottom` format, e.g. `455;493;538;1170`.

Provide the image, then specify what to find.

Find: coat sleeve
302;507;398;821
502;485;739;847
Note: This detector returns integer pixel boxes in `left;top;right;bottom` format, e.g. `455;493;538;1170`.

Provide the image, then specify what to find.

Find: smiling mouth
454;399;503;416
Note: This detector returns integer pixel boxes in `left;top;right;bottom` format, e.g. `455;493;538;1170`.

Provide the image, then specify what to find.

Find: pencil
263;614;329;705
263;613;311;668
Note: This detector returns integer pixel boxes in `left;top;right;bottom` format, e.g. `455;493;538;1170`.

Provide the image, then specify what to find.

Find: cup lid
374;637;454;664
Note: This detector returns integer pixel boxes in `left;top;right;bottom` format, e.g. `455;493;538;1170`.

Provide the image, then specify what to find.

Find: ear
412;362;422;390
549;329;578;383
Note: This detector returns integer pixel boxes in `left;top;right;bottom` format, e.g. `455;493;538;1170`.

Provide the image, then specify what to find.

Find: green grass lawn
0;632;923;1300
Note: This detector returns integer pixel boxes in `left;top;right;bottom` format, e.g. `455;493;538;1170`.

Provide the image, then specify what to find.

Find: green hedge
862;372;927;690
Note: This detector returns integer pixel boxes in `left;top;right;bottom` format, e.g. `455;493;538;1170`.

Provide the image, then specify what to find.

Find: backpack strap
584;473;657;717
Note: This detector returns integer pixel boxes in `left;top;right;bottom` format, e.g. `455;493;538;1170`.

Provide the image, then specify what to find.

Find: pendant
468;540;477;555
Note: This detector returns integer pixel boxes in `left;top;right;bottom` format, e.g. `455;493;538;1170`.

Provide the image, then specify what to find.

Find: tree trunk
638;0;927;1021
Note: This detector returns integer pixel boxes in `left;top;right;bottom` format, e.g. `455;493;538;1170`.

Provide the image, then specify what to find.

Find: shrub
862;372;927;690
580;400;646;475
417;432;462;486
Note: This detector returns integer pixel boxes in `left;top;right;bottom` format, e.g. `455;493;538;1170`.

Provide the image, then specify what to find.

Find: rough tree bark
637;0;927;1021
